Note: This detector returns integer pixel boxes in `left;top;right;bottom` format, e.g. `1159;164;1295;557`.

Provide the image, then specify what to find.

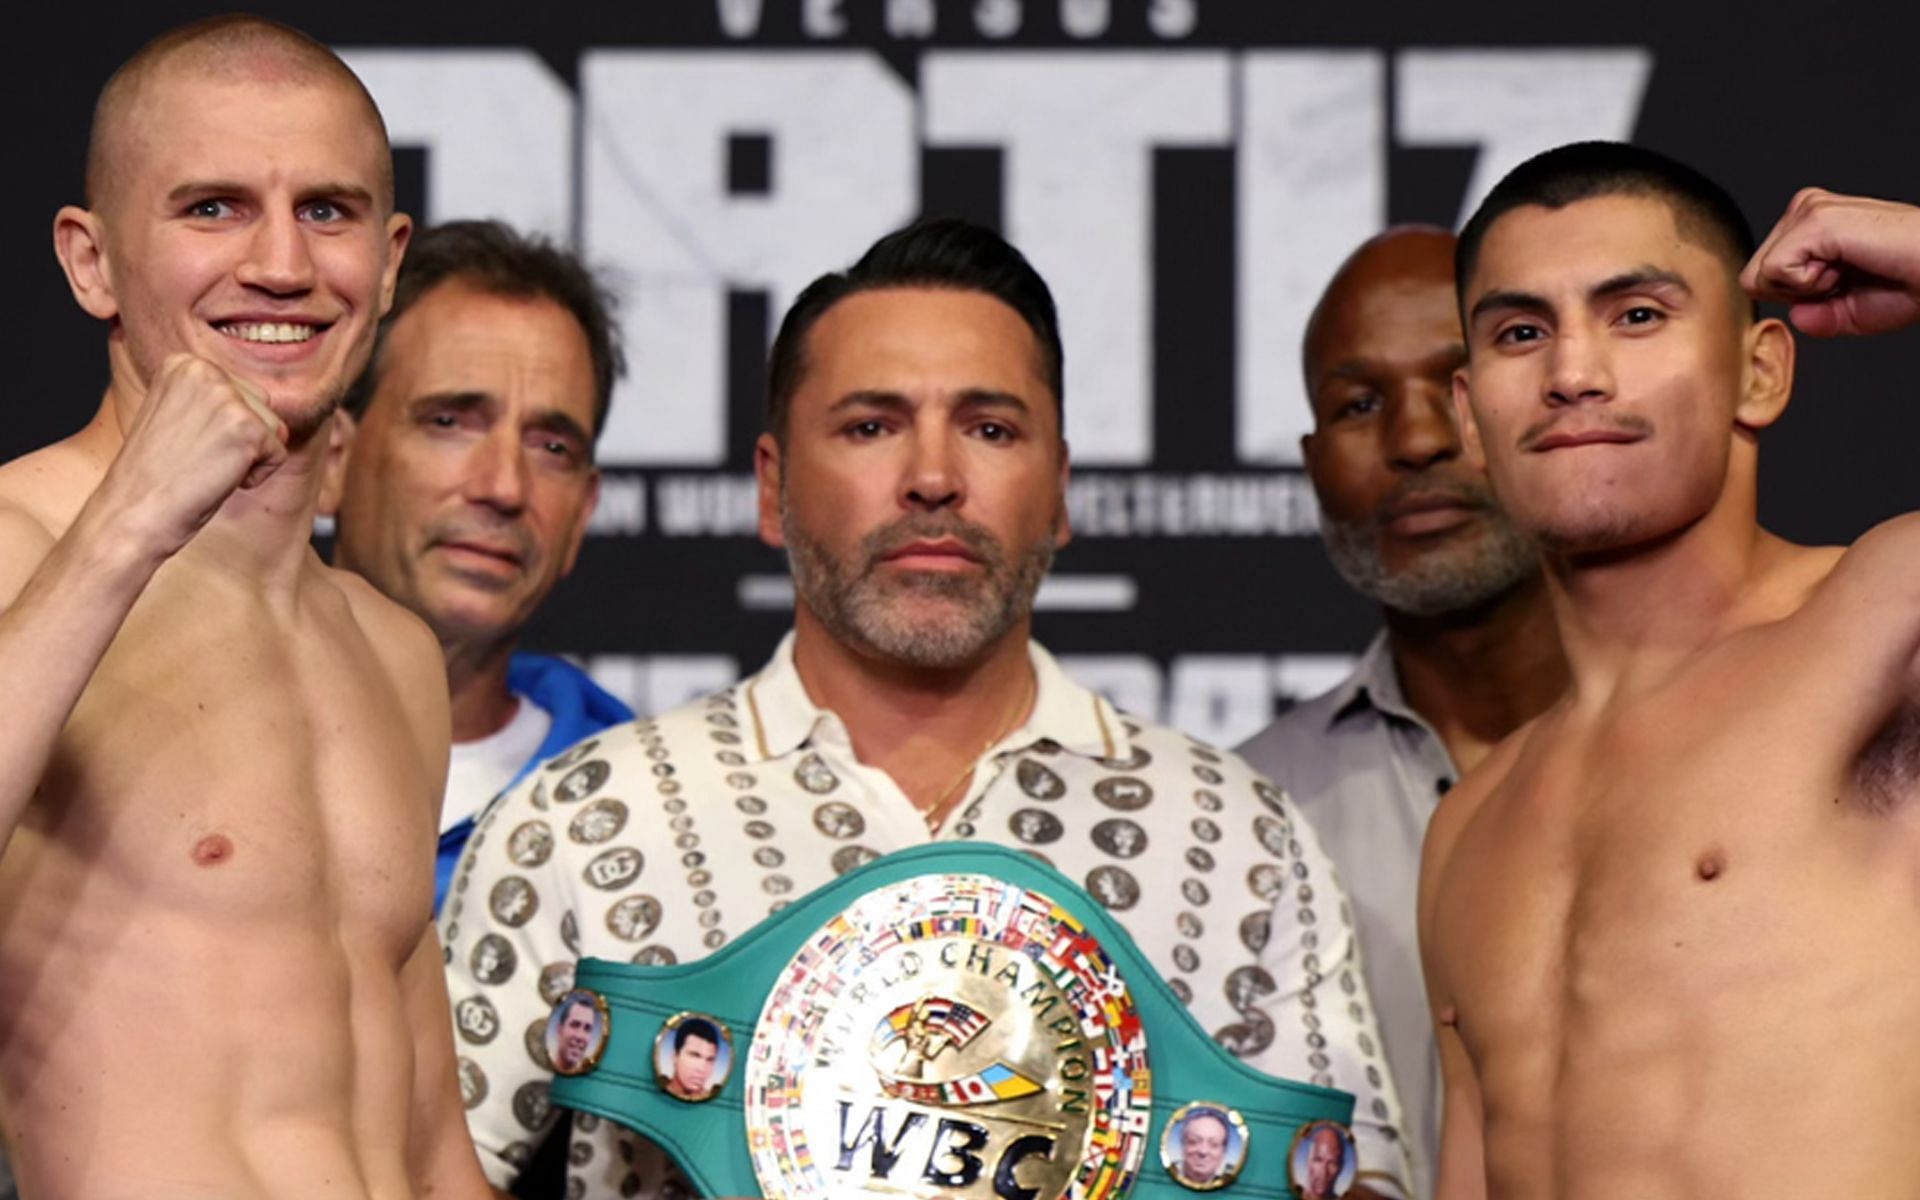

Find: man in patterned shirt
440;218;1414;1197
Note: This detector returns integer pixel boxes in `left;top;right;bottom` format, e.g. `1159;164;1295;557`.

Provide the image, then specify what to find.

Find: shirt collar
740;631;1127;765
1327;629;1424;729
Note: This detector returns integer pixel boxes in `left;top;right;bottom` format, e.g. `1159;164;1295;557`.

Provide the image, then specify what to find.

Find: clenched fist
1742;188;1920;337
97;353;290;560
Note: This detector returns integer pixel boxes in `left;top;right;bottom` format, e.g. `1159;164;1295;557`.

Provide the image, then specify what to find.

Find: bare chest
18;573;437;946
1436;685;1920;1077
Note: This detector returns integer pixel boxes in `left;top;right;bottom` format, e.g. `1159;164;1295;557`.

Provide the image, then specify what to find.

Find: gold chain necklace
920;670;1036;833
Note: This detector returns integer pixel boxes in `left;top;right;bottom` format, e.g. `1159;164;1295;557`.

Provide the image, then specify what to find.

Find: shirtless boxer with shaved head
1421;141;1920;1197
0;15;488;1197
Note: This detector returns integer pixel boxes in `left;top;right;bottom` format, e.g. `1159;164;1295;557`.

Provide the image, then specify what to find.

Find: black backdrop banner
11;2;1920;744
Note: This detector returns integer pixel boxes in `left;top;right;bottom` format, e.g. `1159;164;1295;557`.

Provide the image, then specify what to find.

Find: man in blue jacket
325;220;633;910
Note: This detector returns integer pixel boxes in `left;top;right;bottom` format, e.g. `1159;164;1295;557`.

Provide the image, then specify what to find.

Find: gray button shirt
1237;632;1454;1200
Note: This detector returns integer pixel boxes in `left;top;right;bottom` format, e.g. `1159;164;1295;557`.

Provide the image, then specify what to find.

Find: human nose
1545;325;1614;407
465;429;529;513
1385;384;1463;471
234;207;316;296
899;425;962;512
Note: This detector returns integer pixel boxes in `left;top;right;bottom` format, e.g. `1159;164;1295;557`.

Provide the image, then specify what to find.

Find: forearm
404;929;495;1198
0;505;163;843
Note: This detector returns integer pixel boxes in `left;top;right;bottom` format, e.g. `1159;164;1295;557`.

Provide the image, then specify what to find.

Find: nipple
191;834;235;867
1694;847;1725;882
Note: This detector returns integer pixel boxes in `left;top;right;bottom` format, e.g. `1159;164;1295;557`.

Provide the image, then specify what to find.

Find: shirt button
1436;777;1454;796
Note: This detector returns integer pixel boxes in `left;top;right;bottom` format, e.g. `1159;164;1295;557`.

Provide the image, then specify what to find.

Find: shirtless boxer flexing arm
0;16;489;1198
1420;142;1920;1199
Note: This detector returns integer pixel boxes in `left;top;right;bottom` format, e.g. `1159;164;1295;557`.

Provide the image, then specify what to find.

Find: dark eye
976;421;1016;442
847;419;887;439
1620;306;1662;327
1496;322;1544;345
1332;393;1380;421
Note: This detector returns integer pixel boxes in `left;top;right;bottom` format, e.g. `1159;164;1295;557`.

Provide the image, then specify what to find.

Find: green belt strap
554;842;1355;1200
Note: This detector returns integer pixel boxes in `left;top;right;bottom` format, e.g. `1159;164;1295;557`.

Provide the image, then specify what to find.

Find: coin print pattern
437;643;1412;1195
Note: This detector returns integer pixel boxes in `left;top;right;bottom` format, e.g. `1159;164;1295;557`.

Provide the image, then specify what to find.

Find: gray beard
783;503;1056;670
1320;505;1537;618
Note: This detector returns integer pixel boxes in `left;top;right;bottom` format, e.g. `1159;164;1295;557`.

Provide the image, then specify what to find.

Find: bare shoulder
0;436;106;530
1781;517;1920;664
324;565;448;748
0;445;93;605
1825;512;1920;594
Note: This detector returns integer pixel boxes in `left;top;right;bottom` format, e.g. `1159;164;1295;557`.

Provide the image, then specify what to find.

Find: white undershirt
443;698;553;832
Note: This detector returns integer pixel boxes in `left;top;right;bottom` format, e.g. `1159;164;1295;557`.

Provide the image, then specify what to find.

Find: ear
1450;366;1488;474
1734;316;1795;431
318;410;358;517
377;212;414;318
53;206;119;321
1052;438;1073;550
754;432;786;549
556;469;601;578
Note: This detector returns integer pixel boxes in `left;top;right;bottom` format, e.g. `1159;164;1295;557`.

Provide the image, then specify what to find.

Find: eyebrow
827;388;1034;415
1468;266;1694;326
165;180;378;207
408;391;594;447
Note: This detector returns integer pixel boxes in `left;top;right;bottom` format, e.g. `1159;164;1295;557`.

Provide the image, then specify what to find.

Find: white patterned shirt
440;635;1414;1198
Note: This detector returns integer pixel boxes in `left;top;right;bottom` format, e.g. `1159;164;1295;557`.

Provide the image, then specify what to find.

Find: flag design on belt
869;995;1043;1107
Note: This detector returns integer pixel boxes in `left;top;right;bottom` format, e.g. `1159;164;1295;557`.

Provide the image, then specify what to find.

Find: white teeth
219;321;317;344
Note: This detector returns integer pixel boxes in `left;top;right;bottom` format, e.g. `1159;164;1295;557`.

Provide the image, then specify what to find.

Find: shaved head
86;15;391;214
1303;225;1456;393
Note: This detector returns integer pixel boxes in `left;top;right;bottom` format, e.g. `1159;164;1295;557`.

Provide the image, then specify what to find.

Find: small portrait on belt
655;1011;733;1102
546;989;611;1077
1163;1101;1248;1190
1288;1120;1356;1199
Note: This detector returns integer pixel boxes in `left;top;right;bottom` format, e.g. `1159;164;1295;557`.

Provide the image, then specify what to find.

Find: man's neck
1544;475;1807;709
789;609;1038;821
1382;572;1566;774
444;636;522;744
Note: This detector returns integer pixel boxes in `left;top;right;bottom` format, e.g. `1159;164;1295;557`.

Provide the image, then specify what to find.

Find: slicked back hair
766;217;1064;442
341;220;626;441
86;14;392;211
1456;141;1757;319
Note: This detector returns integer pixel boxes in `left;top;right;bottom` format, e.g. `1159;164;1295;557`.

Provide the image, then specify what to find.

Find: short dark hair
674;1017;721;1052
765;217;1063;441
1456;142;1757;314
343;220;625;439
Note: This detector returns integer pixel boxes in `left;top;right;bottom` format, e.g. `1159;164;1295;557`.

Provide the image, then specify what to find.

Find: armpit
1854;701;1920;814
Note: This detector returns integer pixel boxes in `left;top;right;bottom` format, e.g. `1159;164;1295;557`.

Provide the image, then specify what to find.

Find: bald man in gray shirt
1239;228;1564;1198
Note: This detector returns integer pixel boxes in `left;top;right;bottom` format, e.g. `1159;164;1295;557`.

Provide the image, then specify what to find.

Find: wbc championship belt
548;842;1361;1200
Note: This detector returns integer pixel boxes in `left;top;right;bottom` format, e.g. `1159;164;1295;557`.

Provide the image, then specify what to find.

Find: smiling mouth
215;321;322;345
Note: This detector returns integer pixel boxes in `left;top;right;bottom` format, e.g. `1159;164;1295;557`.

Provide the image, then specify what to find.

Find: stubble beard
783;499;1057;670
1319;482;1537;617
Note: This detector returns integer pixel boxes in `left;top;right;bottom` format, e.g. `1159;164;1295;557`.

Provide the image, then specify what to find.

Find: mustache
1519;411;1655;449
860;513;1005;568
